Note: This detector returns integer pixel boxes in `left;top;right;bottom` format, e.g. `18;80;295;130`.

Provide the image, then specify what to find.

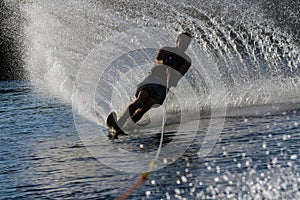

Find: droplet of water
165;192;171;200
246;160;250;167
223;175;229;181
174;188;181;194
181;176;188;183
145;191;151;196
290;154;297;160
282;135;287;140
262;142;267;149
272;157;278;164
163;158;168;164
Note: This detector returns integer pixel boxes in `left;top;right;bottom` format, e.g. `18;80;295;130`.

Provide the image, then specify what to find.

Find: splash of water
19;0;299;122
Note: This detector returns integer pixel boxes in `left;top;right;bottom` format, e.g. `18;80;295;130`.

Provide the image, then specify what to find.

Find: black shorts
136;83;168;105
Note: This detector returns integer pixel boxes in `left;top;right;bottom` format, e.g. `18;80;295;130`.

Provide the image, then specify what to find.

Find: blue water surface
0;81;299;199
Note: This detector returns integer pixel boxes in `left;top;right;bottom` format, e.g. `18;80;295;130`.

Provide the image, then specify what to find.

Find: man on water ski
107;32;192;138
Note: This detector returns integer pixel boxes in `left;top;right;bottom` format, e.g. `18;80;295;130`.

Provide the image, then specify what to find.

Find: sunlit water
1;81;299;199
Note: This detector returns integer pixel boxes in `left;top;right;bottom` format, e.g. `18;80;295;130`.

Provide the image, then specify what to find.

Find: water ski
106;112;126;139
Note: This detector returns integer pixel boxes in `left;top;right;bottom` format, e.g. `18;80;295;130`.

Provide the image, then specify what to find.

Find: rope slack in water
115;172;150;200
115;161;155;200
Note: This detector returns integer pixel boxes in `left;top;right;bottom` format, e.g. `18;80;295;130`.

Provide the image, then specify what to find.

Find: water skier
107;32;192;138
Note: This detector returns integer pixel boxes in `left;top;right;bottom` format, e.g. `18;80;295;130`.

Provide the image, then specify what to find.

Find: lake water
1;0;299;199
1;81;299;199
